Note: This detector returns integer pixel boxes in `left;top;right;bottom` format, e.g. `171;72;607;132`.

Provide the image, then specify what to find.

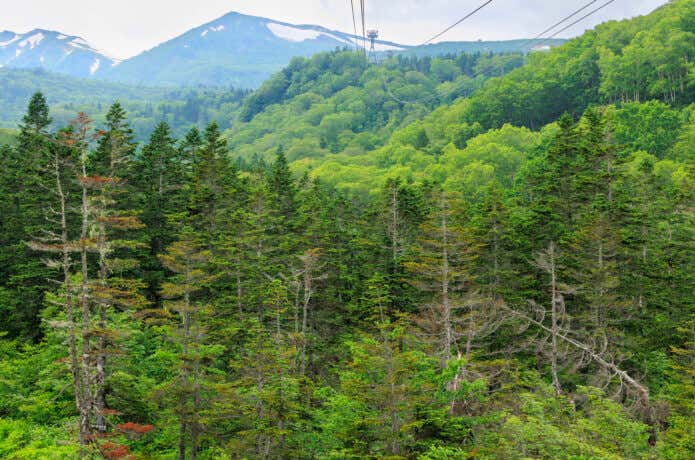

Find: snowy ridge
0;34;20;47
266;23;323;42
18;32;45;49
0;28;118;78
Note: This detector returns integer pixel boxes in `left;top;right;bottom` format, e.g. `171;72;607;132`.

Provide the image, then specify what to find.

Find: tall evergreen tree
133;121;186;305
0;92;53;339
189;121;239;238
160;236;215;460
90;102;136;176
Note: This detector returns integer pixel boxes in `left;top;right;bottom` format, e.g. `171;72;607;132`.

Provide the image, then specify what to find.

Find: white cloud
0;0;668;59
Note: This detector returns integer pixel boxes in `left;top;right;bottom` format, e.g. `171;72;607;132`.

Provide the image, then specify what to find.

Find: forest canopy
0;0;693;458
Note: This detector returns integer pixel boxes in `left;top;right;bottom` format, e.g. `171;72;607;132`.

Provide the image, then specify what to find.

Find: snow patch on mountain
70;38;92;50
90;58;100;75
0;29;119;77
19;32;44;49
201;25;226;38
0;34;20;47
267;23;321;42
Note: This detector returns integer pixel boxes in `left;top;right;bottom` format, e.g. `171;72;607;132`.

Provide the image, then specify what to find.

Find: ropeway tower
367;29;379;53
366;29;379;63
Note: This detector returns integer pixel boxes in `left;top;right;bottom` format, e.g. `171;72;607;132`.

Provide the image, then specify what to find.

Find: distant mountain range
0;29;118;78
1;11;564;88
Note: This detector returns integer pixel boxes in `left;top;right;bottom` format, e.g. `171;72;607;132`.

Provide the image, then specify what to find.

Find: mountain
1;13;565;89
0;29;118;78
99;11;405;88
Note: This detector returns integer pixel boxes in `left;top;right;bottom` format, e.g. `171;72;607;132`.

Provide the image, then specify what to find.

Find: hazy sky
3;0;668;59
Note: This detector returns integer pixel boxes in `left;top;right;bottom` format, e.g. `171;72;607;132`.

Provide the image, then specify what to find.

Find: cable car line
421;0;494;47
378;0;497;104
378;0;620;106
350;0;360;52
517;0;600;52
360;0;368;54
533;0;618;49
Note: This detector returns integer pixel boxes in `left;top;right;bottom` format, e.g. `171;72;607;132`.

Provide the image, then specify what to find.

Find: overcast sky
3;0;668;59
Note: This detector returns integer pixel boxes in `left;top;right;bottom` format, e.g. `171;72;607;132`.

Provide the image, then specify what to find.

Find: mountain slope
1;14;565;89
0;67;247;140
100;11;404;88
0;29;118;78
223;0;693;194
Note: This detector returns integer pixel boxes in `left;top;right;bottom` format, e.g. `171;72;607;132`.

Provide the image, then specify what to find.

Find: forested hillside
0;0;692;459
230;50;524;163
0;68;249;140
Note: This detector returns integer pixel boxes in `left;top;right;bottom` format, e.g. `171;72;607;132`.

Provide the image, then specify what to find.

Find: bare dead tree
294;248;326;376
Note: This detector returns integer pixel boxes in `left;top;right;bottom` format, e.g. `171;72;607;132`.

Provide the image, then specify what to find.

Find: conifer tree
220;279;302;458
189;122;239;238
524;113;580;246
404;189;478;363
179;126;203;161
0;92;54;338
133;121;186;305
160;236;215;460
28;122;85;444
74;112;97;445
90;102;136;176
268;146;296;223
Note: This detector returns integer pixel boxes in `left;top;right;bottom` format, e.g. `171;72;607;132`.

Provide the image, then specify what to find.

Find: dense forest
0;0;693;459
0;68;250;140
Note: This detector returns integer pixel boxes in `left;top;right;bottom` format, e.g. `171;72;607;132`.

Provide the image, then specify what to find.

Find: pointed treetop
21;92;52;134
149;121;173;145
105;102;130;131
201;121;227;158
182;126;202;148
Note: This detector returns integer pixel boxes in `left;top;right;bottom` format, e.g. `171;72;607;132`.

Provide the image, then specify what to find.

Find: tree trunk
94;227;108;433
56;151;83;444
300;271;311;376
440;192;452;363
78;154;93;445
548;242;562;396
178;261;191;460
390;183;399;265
503;304;652;415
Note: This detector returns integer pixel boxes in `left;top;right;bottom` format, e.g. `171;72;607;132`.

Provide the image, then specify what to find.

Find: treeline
0;88;692;458
0;67;250;140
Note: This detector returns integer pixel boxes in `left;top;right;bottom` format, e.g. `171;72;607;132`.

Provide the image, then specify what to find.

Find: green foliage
0;128;18;145
0;418;78;459
0;3;693;459
489;386;650;459
0;68;248;140
230;49;522;166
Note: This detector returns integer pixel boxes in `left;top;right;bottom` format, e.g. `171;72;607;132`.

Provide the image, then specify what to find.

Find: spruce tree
0;92;53;339
159;235;216;460
133;121;186;305
90;102;136;176
189;121;239;238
